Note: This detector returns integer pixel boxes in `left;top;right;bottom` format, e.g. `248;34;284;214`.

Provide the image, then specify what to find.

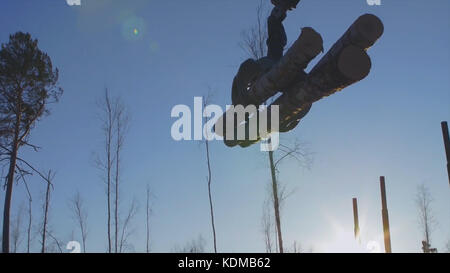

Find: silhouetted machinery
214;10;384;148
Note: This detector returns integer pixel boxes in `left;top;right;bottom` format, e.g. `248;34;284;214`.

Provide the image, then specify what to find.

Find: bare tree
69;191;88;253
95;89;115;253
145;184;153;253
203;95;218;253
96;90;132;253
40;170;54;253
415;184;437;252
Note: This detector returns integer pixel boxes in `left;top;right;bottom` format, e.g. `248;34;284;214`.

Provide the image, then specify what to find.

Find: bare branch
146;184;153;253
19;140;41;152
415;184;437;251
173;235;207;253
40;171;54;253
119;198;138;253
261;197;274;253
69;191;88;253
239;0;268;60
45;231;63;253
15;157;54;188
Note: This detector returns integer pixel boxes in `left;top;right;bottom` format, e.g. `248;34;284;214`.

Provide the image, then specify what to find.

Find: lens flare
121;15;146;41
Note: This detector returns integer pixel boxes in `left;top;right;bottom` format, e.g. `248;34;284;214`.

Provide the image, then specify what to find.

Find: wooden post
352;198;360;242
380;176;392;253
441;121;450;185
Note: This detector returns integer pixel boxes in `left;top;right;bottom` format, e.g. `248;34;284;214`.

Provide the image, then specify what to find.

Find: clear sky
0;0;449;253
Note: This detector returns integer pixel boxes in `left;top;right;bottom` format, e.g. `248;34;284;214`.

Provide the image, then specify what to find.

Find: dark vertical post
352;198;360;241
380;176;392;253
441;121;450;185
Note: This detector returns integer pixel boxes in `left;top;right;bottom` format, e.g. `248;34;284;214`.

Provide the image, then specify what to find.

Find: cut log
233;27;323;106
343;13;384;51
309;13;383;76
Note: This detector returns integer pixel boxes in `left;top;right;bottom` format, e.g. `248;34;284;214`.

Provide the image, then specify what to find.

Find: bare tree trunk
424;210;430;248
146;184;152;253
205;138;217;253
268;150;283;253
114;104;123;253
114;125;119;254
114;100;127;253
2;114;20;253
107;103;113;254
41;172;52;253
203;96;217;253
27;198;32;253
81;227;87;253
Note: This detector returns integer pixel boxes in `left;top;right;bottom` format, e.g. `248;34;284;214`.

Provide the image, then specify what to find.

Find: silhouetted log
232;27;323;106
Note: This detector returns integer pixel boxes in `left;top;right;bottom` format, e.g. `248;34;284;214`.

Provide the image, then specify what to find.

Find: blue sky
0;0;449;253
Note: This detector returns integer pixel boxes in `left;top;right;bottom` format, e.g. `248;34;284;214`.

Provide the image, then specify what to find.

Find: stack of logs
215;14;384;148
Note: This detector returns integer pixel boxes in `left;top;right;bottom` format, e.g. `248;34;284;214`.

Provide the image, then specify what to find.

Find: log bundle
217;14;384;148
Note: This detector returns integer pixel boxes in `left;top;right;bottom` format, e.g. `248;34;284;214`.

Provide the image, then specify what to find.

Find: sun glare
318;218;382;253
